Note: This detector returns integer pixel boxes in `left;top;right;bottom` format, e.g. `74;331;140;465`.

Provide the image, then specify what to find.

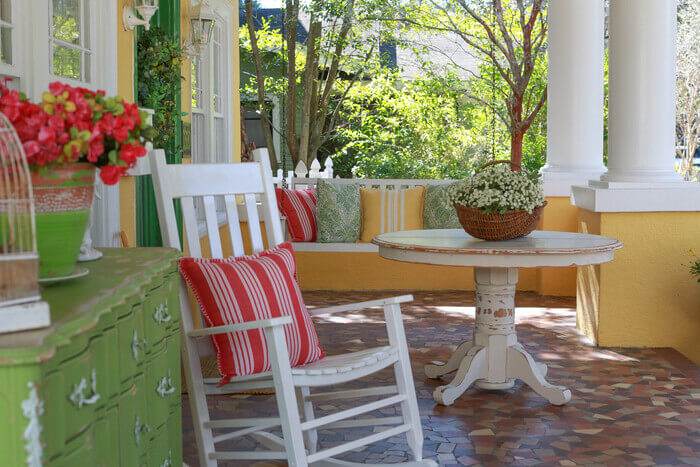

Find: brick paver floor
182;291;700;466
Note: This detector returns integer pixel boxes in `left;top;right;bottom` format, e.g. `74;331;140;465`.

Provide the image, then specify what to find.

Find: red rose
118;142;147;167
99;164;124;185
87;131;104;162
22;141;40;157
96;113;115;136
37;126;56;144
47;115;65;132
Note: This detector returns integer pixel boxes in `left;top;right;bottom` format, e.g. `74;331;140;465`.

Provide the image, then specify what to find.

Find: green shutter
135;0;183;247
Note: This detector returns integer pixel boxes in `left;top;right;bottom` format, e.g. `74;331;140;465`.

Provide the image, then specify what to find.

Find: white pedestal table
372;230;622;406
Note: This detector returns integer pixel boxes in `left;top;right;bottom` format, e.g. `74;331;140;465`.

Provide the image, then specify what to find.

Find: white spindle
294;160;308;178
309;158;321;178
324;158;334;178
276;169;283;185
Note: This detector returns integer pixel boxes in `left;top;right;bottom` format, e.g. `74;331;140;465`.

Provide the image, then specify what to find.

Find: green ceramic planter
30;163;95;278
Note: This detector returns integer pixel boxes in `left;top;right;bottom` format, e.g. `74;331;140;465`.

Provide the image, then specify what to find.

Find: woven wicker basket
454;160;546;241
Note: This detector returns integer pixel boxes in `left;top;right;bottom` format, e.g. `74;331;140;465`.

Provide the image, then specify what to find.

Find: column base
540;169;607;197
572;182;700;212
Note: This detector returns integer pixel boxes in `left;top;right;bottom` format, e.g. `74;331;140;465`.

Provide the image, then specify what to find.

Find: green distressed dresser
0;248;182;466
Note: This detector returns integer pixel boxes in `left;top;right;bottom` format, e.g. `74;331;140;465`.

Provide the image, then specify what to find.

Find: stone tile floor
182;291;700;466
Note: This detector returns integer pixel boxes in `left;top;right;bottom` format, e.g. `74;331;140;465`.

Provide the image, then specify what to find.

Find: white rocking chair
149;148;435;467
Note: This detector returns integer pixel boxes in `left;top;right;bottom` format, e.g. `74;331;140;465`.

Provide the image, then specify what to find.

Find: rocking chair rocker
149;148;435;466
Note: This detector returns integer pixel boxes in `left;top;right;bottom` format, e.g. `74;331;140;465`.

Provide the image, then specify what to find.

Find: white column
541;0;606;196
600;0;679;183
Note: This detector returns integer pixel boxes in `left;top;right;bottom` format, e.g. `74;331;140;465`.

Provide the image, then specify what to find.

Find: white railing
273;157;334;187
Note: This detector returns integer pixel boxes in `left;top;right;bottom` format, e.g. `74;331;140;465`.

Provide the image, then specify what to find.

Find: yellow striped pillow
359;186;425;243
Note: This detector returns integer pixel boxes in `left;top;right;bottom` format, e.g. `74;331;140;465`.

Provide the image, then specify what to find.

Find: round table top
372;230;622;268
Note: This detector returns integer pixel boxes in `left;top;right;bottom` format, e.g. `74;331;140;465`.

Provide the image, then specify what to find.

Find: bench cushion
359;186;425;242
179;242;325;385
424;183;461;229
276;188;317;242
316;179;361;243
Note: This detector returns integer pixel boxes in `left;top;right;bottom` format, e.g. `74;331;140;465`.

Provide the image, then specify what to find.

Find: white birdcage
0;112;50;333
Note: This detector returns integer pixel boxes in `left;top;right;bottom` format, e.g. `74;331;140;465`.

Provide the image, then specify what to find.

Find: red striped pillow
179;242;324;386
275;188;317;242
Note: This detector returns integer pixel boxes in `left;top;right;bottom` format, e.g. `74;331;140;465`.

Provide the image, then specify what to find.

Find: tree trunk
285;0;300;163
244;0;277;170
298;21;322;166
510;129;524;169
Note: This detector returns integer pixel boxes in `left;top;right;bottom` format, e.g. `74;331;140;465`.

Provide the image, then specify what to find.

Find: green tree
396;0;548;168
332;71;485;178
242;0;389;168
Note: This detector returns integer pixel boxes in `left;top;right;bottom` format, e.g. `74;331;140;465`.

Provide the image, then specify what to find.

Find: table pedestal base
425;267;571;406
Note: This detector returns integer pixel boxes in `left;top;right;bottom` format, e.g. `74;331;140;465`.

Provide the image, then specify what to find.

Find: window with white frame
190;17;232;165
1;0;120;247
49;0;93;83
0;0;20;90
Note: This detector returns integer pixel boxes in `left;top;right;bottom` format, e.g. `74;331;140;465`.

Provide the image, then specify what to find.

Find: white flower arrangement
447;163;545;215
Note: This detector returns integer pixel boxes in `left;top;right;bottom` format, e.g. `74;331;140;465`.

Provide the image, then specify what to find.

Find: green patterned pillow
423;183;461;229
316;179;361;243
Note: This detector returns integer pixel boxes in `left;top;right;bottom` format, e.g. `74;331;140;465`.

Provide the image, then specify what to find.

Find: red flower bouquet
0;80;155;185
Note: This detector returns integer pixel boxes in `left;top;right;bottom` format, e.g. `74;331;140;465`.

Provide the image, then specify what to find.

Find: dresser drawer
117;306;147;385
118;374;150;466
146;336;180;430
43;338;109;458
51;405;118;467
143;283;176;352
147;424;175;467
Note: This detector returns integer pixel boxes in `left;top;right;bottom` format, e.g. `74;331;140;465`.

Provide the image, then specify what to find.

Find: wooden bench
195;174;576;295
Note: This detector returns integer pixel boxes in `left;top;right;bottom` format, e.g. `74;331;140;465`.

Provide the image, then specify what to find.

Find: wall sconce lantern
185;1;216;57
123;0;159;31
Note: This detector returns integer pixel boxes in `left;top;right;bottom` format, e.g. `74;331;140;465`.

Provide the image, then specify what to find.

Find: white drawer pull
153;301;171;324
68;368;100;409
132;331;149;360
160;449;173;467
134;415;150;445
156;370;175;397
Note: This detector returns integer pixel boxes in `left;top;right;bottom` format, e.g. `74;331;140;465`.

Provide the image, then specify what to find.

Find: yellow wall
117;0;136;246
117;0;241;246
577;210;700;364
536;197;578;296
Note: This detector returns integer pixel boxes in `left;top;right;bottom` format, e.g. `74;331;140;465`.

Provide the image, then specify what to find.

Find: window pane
215;117;225;162
212;26;222;113
83;51;90;82
52;0;81;45
0;26;10;65
0;0;11;23
191;59;201;109
52;43;81;80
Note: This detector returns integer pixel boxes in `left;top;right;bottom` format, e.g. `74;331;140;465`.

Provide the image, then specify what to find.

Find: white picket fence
273;157;334;187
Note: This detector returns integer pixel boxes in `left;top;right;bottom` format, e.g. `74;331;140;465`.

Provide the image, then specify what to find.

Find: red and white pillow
275;188;317;242
179;242;324;386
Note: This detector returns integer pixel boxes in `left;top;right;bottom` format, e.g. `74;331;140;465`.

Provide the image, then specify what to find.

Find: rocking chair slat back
150;148;284;259
223;194;245;256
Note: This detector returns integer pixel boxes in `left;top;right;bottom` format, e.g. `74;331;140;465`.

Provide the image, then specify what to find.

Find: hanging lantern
190;1;216;49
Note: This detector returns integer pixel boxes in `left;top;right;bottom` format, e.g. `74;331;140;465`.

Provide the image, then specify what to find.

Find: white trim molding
571;182;700;212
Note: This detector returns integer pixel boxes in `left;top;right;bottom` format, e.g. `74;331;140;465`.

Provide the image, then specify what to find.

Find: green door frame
135;0;183;247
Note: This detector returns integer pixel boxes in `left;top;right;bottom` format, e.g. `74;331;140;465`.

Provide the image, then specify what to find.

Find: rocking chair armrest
308;295;413;317
186;316;293;338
